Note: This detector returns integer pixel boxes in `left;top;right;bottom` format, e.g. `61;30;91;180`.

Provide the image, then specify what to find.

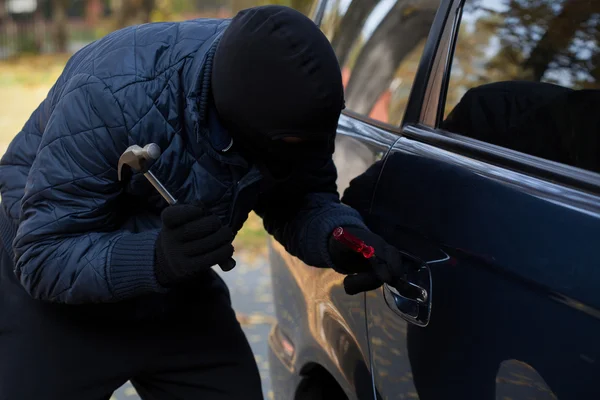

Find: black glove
154;204;235;287
328;226;404;295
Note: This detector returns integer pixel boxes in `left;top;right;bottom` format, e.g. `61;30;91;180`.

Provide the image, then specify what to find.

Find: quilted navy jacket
0;19;365;305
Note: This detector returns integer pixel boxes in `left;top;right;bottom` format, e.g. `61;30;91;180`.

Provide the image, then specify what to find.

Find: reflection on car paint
268;229;374;398
337;113;400;149
495;360;557;400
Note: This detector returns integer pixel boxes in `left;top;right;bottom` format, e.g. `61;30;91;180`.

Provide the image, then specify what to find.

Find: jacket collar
183;20;247;167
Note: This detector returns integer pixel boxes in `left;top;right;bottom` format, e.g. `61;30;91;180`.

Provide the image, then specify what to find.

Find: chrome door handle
383;263;433;327
388;279;428;304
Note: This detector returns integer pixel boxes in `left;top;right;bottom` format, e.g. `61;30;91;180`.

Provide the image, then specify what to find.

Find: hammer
118;143;236;272
118;144;177;205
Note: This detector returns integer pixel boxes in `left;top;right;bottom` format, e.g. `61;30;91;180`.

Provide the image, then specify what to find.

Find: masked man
0;6;403;399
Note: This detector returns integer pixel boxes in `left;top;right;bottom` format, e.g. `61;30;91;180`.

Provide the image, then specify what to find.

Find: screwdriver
332;227;375;259
333;227;429;303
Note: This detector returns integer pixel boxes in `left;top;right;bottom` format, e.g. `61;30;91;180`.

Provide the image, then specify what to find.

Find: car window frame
401;0;600;199
404;0;457;126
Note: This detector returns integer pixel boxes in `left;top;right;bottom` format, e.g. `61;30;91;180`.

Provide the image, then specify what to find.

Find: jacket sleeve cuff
306;206;367;269
108;230;167;301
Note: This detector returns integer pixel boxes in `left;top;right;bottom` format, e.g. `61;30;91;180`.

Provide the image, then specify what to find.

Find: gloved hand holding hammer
117;143;237;283
154;205;235;287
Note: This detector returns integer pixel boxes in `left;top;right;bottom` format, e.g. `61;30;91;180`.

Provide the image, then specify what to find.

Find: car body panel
268;115;398;399
268;240;374;399
362;136;600;399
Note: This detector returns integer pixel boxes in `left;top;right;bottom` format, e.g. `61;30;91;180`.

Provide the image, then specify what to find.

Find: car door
310;0;441;396
353;0;600;399
267;1;409;397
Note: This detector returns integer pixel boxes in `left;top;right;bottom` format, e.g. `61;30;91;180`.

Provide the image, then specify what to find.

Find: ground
0;55;275;399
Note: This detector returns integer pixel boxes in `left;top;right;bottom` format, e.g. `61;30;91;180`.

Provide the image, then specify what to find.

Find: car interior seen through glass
320;0;440;126
443;0;600;174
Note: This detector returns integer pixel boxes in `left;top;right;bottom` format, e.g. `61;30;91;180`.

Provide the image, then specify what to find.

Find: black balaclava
212;5;344;179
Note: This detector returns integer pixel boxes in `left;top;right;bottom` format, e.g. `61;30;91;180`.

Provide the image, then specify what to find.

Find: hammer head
117;143;161;181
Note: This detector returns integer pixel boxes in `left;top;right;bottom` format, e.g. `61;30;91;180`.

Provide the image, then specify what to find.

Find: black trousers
0;246;263;400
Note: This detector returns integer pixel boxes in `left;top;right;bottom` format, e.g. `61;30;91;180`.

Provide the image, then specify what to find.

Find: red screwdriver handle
332;227;375;259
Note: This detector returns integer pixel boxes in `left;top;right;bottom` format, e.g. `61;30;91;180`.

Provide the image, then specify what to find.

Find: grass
0;54;69;87
0;55;67;144
0;54;268;253
234;212;269;255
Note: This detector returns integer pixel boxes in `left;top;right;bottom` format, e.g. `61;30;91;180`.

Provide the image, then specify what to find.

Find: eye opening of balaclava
211;5;344;178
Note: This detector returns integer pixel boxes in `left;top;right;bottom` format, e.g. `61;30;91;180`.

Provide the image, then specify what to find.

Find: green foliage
14;33;41;55
267;0;314;15
150;0;175;22
233;212;267;253
229;0;314;15
149;0;197;22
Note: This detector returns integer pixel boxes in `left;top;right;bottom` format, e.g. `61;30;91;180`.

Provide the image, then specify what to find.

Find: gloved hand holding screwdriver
152;204;404;294
328;226;406;295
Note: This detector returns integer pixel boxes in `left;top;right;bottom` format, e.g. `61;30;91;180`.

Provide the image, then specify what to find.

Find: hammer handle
143;171;236;272
144;171;178;205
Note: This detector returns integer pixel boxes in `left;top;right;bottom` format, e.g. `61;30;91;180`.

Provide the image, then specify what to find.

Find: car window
442;0;600;174
321;0;440;126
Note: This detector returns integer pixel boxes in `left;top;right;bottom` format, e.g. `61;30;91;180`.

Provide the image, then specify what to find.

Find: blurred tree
229;0;255;14
330;0;378;66
150;0;174;21
387;40;426;125
0;0;6;21
229;0;313;16
469;0;600;88
522;0;600;82
275;0;314;15
52;0;68;52
319;0;341;39
6;0;40;54
86;0;104;25
345;0;438;115
192;0;221;12
112;0;155;29
445;12;496;113
32;0;45;53
149;0;198;22
345;34;364;71
0;0;8;54
443;0;600;120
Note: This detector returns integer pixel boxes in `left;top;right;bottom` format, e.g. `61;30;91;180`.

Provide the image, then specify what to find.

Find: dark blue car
267;0;600;399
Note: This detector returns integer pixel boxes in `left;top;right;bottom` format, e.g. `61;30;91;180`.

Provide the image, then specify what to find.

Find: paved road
111;251;275;400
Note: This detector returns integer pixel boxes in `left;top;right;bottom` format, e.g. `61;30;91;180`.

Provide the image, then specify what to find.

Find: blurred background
0;0;313;152
0;0;314;57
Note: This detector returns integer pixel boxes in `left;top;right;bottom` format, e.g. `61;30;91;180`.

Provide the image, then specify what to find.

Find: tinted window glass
321;0;439;125
444;0;600;173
